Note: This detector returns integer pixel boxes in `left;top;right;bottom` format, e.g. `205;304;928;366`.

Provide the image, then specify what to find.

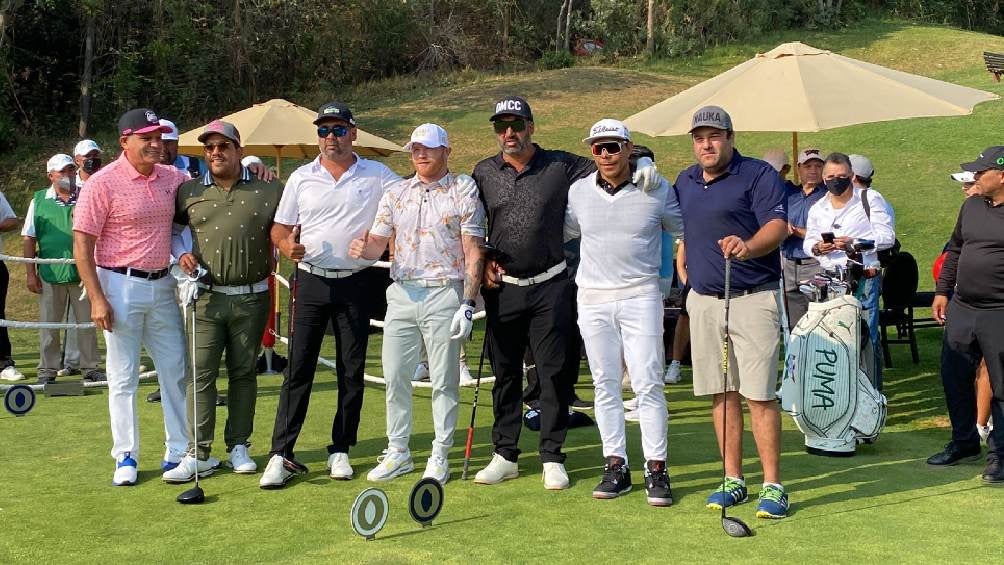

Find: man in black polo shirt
673;106;790;519
472;96;658;489
928;146;1004;484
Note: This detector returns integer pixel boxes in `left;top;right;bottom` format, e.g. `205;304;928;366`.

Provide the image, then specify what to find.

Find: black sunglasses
317;125;350;138
590;141;625;156
493;119;527;134
204;141;233;152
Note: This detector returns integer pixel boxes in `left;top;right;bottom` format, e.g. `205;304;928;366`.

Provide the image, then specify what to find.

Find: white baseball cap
762;149;789;172
849;154;874;179
583;118;631;145
46;153;75;173
241;155;264;167
159;119;180;141
73;139;101;157
404;123;450;152
796;148;824;165
950;171;975;183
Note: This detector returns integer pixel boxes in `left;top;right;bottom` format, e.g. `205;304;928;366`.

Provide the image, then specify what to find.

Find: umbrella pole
276;146;283;178
791;131;800;184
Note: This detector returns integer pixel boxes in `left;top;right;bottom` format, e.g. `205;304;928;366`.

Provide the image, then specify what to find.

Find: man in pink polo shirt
73;108;195;486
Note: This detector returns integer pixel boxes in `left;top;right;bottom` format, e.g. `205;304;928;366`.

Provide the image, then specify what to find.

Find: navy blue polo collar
688;148;744;185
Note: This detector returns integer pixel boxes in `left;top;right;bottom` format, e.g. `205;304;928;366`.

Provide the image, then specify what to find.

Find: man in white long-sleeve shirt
803;152;895;389
564;119;684;506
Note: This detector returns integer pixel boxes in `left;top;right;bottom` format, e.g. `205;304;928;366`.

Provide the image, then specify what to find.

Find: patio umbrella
177;98;403;176
623;42;998;179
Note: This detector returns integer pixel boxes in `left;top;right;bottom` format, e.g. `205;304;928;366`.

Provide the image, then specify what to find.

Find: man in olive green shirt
163;120;283;482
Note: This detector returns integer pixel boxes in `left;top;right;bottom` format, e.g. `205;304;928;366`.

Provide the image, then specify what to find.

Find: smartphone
821;232;835;244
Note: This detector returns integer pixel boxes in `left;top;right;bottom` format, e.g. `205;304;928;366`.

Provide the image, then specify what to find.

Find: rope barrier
0;320;95;329
0;369;158;392
0;254;75;264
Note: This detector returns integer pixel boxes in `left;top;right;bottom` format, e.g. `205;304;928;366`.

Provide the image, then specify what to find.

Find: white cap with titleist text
404;123;450;152
159;119;180;141
583;118;631;145
46;153;75;173
73;139;101;157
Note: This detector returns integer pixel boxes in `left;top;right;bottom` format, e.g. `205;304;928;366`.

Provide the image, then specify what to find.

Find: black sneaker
926;441;981;466
644;460;673;507
982;454;1004;484
147;388;162;403
570;397;594;411
592;456;631;499
83;369;107;383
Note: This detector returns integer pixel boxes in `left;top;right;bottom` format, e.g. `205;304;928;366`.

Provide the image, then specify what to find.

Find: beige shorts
688;288;781;401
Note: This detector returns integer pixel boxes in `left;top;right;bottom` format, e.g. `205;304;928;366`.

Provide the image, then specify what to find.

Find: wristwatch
462;299;476;308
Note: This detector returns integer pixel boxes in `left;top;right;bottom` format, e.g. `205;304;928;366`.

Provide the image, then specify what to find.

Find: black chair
879;251;920;367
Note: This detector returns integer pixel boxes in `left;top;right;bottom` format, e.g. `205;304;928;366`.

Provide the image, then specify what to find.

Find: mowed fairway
3;19;1004;565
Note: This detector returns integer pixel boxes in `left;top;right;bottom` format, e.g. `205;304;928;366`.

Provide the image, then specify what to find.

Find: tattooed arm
462;234;485;301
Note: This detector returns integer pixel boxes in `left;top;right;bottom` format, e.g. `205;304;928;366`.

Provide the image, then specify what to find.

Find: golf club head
722;516;754;537
177;485;205;505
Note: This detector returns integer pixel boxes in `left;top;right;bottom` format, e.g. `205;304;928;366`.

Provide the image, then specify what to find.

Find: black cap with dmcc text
490;96;533;122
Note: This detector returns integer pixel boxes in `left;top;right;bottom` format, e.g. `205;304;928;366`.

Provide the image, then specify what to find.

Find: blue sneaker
113;454;138;486
161;459;180;472
162;449;183;472
756;484;789;519
706;477;748;509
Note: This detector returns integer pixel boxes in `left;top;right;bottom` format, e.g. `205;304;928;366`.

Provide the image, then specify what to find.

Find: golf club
719;256;753;538
278;226;308;481
178;281;205;505
461;325;490;480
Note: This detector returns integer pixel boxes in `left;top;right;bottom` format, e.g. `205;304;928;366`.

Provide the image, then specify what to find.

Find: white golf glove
171;265;208;308
632;156;658;192
450;302;476;341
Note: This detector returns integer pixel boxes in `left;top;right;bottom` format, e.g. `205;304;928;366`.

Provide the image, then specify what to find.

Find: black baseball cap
313;101;356;126
489;95;533;122
960;146;1004;173
118;108;172;136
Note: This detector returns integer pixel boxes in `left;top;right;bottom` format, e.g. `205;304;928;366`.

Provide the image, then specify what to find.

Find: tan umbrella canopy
177;98;404;176
624;42;998;178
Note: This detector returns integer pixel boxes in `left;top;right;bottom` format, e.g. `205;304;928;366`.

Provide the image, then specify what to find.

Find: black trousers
270;269;371;459
523;283;582;405
941;297;1004;455
0;262;12;367
483;274;576;463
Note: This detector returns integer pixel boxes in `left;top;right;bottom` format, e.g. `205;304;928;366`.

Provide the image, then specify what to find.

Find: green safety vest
32;189;79;284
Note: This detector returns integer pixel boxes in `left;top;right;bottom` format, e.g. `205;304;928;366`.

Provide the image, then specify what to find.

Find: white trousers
382;281;462;459
578;292;667;464
99;269;188;461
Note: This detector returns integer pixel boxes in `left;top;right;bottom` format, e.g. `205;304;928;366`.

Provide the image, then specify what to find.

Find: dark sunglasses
590;141;625;156
317;125;351;138
203;141;233;152
493;119;527;134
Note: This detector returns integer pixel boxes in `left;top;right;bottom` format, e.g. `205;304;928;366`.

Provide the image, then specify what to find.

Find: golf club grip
464;427;474;457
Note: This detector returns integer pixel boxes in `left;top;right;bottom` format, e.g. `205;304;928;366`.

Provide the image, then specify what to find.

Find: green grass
4;18;1004;564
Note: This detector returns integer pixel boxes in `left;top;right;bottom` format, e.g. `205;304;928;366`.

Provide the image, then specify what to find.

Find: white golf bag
780;294;887;456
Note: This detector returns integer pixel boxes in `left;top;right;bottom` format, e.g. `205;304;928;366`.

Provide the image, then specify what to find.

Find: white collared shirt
370;173;486;281
803;186;896;270
274;154;401;269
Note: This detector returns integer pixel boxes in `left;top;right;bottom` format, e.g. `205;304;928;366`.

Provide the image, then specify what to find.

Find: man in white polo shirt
349;123;485;484
260;101;401;489
565;119;683;506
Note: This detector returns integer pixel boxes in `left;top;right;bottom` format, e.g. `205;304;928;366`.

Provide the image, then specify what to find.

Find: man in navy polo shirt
673;105;790;519
781;148;827;328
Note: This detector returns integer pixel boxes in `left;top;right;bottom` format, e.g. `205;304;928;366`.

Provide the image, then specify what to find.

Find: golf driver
719;257;753;538
461;326;490;480
277;226;308;481
178;272;205;505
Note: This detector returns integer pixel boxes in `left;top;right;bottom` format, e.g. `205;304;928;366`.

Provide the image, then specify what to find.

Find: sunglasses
493;119;527;134
317;125;350;138
203;141;233;152
590;141;625;156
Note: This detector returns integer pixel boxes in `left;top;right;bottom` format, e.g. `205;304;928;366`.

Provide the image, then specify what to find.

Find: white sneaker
542;462;569;490
474;453;519;485
366;449;414;482
162;455;221;483
624;409;641;422
259;454;295;489
0;366;25;381
228;445;257;474
664;361;682;384
459;362;476;385
412;362;430;382
623;397;639;411
423;455;450;484
327;452;354;480
113;454;138;486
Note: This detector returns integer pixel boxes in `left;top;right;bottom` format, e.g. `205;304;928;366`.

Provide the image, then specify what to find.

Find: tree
646;0;655;57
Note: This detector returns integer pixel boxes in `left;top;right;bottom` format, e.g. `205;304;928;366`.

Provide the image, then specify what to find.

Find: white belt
398;278;457;288
500;261;567;287
298;262;362;279
197;279;269;295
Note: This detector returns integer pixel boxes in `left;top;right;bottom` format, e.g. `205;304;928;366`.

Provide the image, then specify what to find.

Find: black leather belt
99;265;170;280
716;281;777;299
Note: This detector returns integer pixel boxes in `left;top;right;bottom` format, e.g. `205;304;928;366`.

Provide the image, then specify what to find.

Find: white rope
0;370;158;392
0;254;76;264
0;319;95;329
271;333;495;388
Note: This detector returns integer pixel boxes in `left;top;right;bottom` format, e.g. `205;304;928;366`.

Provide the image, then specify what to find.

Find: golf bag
780;294;887;456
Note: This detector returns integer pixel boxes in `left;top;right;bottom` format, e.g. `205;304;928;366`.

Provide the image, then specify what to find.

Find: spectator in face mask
74;139;103;189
